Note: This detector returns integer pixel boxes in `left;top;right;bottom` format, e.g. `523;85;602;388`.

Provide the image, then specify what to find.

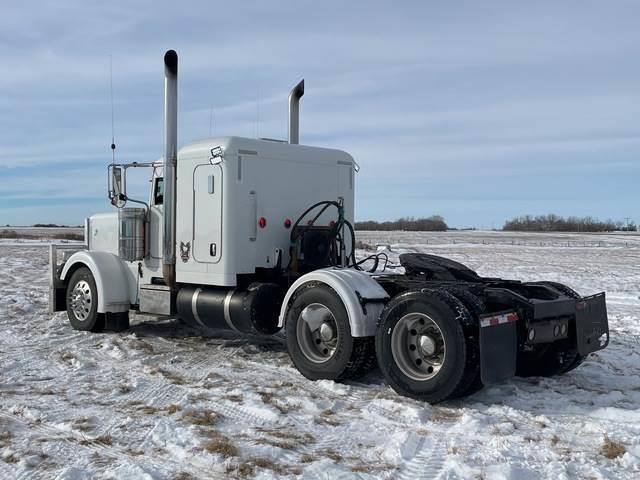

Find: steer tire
285;283;372;381
376;289;472;403
66;267;105;333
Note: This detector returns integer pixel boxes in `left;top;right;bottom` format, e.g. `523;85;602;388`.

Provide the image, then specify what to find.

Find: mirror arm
119;194;150;215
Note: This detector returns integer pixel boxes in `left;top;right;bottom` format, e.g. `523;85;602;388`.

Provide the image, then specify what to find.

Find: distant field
0;226;84;242
356;229;640;248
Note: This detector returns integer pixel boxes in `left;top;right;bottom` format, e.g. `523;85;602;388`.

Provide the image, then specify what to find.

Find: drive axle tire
285;283;375;381
438;287;485;398
66;267;105;333
376;290;472;403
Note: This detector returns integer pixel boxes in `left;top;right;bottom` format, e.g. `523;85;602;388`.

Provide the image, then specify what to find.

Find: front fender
279;268;389;337
61;251;135;313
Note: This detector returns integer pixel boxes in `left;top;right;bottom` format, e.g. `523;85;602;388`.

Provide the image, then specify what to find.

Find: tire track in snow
0;462;19;480
396;432;448;480
239;359;435;430
0;411;224;479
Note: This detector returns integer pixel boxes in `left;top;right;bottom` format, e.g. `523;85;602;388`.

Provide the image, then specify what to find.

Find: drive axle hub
391;312;446;381
418;335;437;356
320;322;334;342
297;303;339;364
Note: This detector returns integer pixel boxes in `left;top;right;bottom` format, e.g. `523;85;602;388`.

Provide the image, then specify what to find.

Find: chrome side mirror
108;165;127;208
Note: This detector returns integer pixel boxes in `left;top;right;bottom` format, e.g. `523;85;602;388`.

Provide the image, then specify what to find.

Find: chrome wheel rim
391;312;446;381
296;303;339;364
70;280;92;321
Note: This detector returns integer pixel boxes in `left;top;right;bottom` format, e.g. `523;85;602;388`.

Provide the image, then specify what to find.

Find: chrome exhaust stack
162;49;178;288
288;79;304;144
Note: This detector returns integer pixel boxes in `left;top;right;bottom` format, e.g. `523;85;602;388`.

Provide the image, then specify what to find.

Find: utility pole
624;217;632;231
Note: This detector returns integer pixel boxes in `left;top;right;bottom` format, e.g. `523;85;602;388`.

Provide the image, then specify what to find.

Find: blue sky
0;1;638;228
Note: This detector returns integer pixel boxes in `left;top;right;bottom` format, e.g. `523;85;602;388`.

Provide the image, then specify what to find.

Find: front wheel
66;267;105;332
376;290;473;403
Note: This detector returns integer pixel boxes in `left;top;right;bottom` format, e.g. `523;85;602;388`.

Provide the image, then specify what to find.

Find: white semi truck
49;50;610;402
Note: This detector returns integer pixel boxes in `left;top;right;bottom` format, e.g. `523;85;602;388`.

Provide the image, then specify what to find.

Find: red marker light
329;220;336;227
259;217;267;228
284;218;292;229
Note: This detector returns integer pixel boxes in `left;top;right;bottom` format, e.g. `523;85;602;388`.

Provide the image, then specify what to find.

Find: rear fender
60;251;135;313
279;268;389;337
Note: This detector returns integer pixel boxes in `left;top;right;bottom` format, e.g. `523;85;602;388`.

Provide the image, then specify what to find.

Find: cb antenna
110;55;116;165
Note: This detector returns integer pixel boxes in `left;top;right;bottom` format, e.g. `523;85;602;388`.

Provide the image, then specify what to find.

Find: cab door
192;163;222;263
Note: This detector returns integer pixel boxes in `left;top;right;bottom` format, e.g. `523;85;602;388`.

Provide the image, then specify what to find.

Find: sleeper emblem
180;241;191;262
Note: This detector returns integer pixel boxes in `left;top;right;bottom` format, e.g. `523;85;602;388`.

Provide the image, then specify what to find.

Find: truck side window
154;178;164;205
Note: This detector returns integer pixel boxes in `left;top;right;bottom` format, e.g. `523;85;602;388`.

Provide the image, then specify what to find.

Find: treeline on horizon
354;214;638;232
354;216;448;231
2;223;82;228
503;214;637;232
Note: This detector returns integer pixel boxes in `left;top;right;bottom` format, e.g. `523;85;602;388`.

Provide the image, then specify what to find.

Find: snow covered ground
1;231;639;479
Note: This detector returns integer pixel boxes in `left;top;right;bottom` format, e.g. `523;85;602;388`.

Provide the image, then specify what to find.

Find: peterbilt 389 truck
49;50;609;403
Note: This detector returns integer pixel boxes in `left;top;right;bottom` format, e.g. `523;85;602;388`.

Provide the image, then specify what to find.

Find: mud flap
576;293;609;356
479;311;518;384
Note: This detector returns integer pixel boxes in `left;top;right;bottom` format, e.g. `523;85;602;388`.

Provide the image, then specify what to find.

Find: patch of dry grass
431;407;463;422
181;409;220;426
323;448;343;463
227;457;300;477
223;394;243;403
157;368;187;385
258;389;301;414
314;409;341;426
128;339;155;354
58;351;76;365
3;453;19;464
117;384;133;394
138;404;182;415
254;437;297;450
252;457;295;475
253;427;314;451
225;462;255;478
350;462;395;473
0;431;12;448
255;427;314;443
258;390;274;403
201;431;237;458
79;434;113;446
601;435;626;459
173;473;194;480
